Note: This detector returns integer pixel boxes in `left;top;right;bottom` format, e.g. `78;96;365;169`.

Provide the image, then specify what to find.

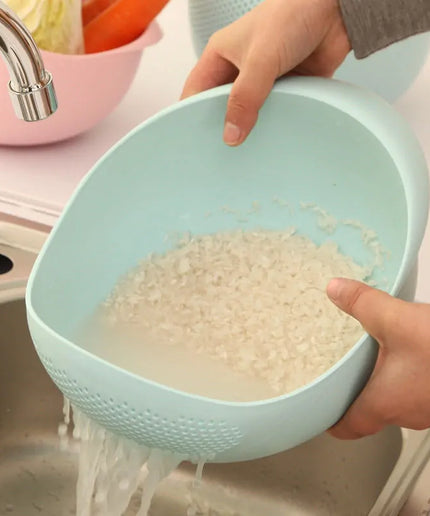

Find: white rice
102;228;369;395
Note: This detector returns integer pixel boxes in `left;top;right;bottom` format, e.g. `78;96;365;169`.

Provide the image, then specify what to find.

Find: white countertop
0;0;430;301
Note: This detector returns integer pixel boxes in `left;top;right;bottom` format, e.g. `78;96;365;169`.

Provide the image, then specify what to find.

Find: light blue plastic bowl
188;0;430;103
26;77;429;463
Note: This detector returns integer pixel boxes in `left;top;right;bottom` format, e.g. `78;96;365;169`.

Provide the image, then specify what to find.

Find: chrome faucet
0;0;57;121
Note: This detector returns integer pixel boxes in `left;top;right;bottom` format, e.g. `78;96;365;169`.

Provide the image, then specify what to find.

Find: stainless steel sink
1;219;430;516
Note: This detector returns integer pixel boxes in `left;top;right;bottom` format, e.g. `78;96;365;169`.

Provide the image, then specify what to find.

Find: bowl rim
40;21;163;60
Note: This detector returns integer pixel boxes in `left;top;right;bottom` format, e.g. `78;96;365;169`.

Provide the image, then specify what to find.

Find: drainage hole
0;254;13;275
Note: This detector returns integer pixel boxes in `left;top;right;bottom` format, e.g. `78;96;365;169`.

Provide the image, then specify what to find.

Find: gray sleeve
339;0;430;58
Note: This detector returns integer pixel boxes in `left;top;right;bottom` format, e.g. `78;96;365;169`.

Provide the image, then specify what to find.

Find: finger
223;54;279;146
181;47;238;100
327;370;387;439
326;278;406;342
328;407;386;440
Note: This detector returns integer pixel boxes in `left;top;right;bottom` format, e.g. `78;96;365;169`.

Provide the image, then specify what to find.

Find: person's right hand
326;278;430;439
182;0;351;146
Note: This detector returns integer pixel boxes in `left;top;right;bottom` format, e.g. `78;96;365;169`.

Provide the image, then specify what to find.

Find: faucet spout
0;0;57;121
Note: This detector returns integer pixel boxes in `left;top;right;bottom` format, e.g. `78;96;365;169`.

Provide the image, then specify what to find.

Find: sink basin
1;220;430;515
1;299;430;516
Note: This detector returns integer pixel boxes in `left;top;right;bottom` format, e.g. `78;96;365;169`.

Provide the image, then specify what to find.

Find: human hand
181;0;351;146
326;278;430;439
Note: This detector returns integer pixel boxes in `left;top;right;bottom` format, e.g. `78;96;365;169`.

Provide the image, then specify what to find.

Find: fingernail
327;278;343;303
223;122;242;146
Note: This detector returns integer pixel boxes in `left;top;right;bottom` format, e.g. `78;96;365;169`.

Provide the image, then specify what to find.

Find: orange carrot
82;0;117;26
84;0;169;53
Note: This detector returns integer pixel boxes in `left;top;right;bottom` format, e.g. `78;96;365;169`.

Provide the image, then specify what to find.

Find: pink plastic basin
0;22;162;146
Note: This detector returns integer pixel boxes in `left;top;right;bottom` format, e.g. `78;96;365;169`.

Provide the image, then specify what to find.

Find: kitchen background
1;0;430;512
1;0;430;302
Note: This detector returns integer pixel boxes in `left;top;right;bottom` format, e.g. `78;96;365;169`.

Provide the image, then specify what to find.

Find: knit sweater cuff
339;0;430;58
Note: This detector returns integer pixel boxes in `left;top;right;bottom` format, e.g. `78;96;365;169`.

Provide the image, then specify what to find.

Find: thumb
326;278;406;343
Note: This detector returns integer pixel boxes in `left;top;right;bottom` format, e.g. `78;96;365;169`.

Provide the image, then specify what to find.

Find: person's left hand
181;0;350;146
326;278;430;439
